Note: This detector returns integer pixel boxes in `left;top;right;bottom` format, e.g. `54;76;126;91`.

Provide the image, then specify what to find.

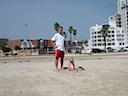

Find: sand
0;52;128;96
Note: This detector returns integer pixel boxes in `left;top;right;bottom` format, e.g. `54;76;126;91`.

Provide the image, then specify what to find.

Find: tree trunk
70;32;72;47
74;35;76;41
103;36;106;52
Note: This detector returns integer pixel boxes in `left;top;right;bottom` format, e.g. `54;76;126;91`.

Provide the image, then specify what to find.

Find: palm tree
68;26;73;43
62;32;67;39
73;29;77;41
54;22;60;32
100;24;110;52
62;32;67;49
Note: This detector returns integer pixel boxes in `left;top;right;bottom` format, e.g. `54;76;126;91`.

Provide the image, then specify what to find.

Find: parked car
119;46;128;52
118;47;125;52
123;46;128;51
107;47;114;52
92;48;105;53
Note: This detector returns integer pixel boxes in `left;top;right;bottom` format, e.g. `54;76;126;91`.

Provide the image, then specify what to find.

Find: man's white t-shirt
51;33;65;51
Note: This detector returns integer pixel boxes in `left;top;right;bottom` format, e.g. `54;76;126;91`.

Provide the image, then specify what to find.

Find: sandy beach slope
0;52;128;96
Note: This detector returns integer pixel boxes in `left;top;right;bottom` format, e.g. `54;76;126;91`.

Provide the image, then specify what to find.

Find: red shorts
55;50;64;59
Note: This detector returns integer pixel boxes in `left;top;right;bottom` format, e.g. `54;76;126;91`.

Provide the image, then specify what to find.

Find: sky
0;0;117;41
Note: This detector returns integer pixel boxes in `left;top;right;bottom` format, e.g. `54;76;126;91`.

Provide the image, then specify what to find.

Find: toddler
68;57;78;71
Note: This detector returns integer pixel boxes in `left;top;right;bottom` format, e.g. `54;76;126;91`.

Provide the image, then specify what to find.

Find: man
51;26;65;72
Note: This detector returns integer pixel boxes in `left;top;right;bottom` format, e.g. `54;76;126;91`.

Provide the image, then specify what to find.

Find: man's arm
51;40;55;47
51;40;58;48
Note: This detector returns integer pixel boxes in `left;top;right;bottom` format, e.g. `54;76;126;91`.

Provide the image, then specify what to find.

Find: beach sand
0;52;128;96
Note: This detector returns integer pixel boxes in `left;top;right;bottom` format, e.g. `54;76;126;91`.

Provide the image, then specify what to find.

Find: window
119;43;122;45
112;39;115;41
112;43;115;45
98;43;101;46
108;43;111;45
119;43;124;45
98;35;101;38
98;31;100;34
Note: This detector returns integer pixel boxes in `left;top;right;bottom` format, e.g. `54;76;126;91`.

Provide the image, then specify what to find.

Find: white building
117;0;128;45
90;23;125;51
89;0;128;51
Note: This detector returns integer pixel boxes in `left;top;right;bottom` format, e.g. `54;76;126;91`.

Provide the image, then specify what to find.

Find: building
0;38;9;48
43;39;54;54
7;39;23;50
117;0;128;45
90;24;125;51
7;39;41;50
31;39;41;48
89;0;128;51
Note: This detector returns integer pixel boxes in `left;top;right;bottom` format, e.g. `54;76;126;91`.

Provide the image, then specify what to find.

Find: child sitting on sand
68;57;78;71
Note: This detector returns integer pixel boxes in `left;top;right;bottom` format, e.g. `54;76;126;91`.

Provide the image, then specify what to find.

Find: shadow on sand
63;66;85;71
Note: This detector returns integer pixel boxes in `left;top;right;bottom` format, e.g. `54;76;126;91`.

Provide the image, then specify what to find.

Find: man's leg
60;51;64;70
55;50;59;72
60;57;64;69
55;58;59;72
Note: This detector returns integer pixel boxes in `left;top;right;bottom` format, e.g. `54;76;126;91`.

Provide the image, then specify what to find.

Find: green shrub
15;45;21;50
1;46;11;53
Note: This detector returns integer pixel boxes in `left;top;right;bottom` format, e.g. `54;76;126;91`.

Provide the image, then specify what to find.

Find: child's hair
69;57;74;63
